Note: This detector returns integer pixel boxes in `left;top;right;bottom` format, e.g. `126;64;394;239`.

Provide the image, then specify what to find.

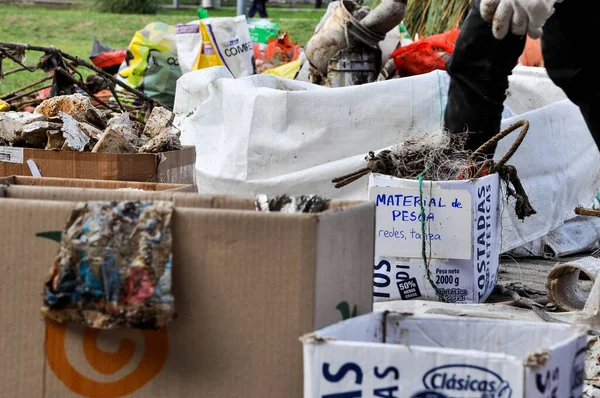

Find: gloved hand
480;0;559;40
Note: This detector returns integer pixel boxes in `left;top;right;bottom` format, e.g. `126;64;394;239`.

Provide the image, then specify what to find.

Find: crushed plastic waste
41;200;175;330
255;194;330;213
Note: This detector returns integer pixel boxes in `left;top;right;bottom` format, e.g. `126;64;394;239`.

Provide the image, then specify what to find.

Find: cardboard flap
314;202;375;329
5;176;192;191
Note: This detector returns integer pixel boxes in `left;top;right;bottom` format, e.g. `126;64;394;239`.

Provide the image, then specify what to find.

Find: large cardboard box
302;312;587;398
0;146;196;184
368;173;501;304
0;175;196;192
0;189;374;397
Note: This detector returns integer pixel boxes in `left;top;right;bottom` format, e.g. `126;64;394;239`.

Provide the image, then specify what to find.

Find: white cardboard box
368;173;501;303
302;312;587;398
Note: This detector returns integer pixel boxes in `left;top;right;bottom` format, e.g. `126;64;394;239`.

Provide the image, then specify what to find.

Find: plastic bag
89;40;127;76
261;58;302;79
254;33;302;74
175;21;203;75
248;19;280;44
192;16;255;78
118;22;182;109
519;36;543;67
174;66;600;255
392;29;460;77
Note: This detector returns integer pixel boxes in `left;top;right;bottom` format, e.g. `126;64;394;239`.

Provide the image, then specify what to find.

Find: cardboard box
302;312;587;398
0;146;196;184
0;190;374;398
367;173;500;303
0;176;196;192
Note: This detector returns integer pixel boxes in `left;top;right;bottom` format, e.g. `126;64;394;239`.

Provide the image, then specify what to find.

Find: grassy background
0;3;324;95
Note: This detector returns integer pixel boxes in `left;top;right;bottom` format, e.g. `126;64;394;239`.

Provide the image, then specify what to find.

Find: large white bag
174;66;600;253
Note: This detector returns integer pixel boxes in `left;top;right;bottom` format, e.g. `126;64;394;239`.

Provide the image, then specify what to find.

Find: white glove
480;0;559;40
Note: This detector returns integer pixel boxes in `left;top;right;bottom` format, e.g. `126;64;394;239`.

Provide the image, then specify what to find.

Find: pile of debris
0;94;181;154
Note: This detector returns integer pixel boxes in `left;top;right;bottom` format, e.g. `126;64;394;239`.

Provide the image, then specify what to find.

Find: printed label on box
370;185;472;259
307;343;525;398
0;147;23;164
373;257;474;303
397;277;421;300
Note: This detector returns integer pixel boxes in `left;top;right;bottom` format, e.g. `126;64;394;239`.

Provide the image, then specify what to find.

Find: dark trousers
248;0;268;18
444;0;600;154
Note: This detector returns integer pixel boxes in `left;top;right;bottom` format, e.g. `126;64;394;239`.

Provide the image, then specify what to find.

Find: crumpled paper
42;200;175;330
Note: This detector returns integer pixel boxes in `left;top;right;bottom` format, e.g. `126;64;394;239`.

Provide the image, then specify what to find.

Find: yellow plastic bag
118;22;181;108
261;59;302;79
192;21;224;71
0;99;9;112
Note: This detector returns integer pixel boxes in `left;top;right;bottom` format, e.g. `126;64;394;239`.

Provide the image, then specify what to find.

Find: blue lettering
322;362;363;384
376;194;387;206
408;211;415;222
375;259;391;272
323;393;362;398
452;198;462;208
431;374;444;389
374;366;400;380
478;186;485;198
403;196;411;207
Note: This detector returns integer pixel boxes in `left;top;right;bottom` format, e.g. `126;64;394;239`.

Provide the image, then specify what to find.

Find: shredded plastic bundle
42;200;175;330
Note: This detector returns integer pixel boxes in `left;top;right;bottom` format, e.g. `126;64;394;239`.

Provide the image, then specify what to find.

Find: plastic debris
255;194;330;213
42;200;175;330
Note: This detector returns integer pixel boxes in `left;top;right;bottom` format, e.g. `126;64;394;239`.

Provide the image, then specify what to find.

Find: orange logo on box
45;322;168;398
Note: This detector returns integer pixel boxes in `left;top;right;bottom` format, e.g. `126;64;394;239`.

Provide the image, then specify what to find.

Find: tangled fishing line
332;120;536;302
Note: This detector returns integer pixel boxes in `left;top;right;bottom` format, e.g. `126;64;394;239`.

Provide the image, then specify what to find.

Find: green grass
0;3;323;95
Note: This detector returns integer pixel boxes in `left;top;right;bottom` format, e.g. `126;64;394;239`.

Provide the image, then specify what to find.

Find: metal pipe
237;0;247;16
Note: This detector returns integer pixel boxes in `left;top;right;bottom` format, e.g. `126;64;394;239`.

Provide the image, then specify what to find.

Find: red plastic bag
254;33;302;73
520;37;543;67
392;29;460;77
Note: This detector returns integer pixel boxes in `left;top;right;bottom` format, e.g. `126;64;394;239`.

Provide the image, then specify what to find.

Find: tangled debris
0;41;163;114
333;120;536;220
255;194;331;213
0;94;181;154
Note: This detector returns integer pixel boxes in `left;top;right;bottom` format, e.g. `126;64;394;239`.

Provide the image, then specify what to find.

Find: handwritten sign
370;185;472;259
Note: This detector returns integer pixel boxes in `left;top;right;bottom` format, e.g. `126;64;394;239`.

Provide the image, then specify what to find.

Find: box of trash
0;175;196;192
368;172;500;304
0;190;374;398
0;146;196;184
0;96;195;184
302;312;587;398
